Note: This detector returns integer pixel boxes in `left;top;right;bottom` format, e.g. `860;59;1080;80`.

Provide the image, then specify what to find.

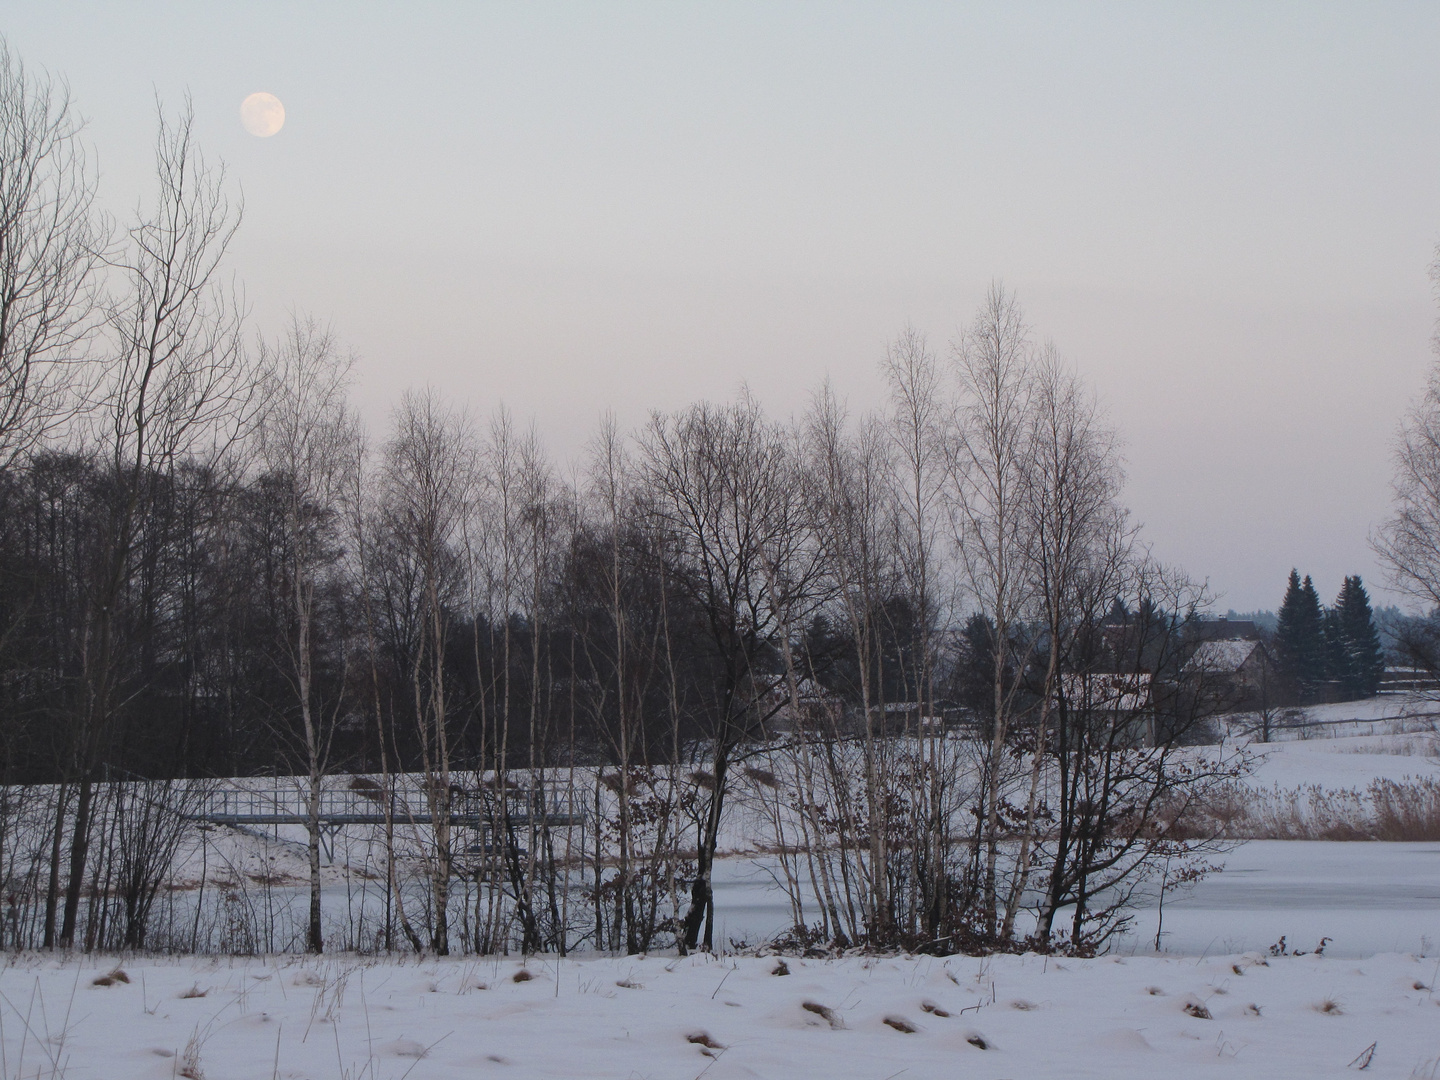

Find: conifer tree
1276;569;1326;696
1276;569;1304;680
1335;575;1385;697
1323;605;1353;691
1298;575;1326;688
1276;570;1302;644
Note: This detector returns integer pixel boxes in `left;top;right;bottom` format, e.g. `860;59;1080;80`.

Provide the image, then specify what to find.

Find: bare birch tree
380;388;476;954
255;316;359;953
801;386;896;941
0;39;102;464
57;103;248;948
1376;256;1440;612
475;405;544;949
581;414;652;952
881;327;953;940
999;348;1128;940
946;285;1038;940
512;424;565;951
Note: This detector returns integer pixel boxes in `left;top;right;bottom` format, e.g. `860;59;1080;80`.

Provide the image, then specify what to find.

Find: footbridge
189;779;585;858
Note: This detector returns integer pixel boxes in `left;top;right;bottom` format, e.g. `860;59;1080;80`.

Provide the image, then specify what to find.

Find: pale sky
6;2;1440;611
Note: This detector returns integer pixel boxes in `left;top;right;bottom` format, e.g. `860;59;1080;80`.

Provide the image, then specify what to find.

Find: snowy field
3;950;1439;1079
1245;736;1438;789
4;696;1438;1077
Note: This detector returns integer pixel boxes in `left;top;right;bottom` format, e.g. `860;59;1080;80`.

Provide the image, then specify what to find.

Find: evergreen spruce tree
1322;605;1353;692
1276;569;1302;643
1276;569;1304;682
1276;569;1326;696
1297;575;1326;689
955;612;999;721
1335;575;1385;697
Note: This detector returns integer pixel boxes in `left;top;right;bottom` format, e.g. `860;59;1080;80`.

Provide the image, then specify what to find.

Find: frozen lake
712;841;1440;958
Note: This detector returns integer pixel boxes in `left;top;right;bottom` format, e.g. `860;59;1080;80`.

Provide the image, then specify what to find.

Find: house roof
1188;619;1259;642
1183;639;1264;674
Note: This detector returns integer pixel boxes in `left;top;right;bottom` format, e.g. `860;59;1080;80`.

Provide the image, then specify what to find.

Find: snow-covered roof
1184;639;1262;674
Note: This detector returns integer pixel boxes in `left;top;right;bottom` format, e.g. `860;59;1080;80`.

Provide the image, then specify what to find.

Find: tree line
0;40;1248;957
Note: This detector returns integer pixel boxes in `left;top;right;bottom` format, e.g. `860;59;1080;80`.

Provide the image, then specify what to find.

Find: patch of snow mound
1086;1028;1155;1052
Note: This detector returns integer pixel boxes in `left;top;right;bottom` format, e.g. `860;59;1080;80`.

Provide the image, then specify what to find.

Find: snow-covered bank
1245;732;1439;792
3;950;1438;1079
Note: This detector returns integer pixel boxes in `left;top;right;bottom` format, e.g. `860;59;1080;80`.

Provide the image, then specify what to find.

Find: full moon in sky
240;92;285;137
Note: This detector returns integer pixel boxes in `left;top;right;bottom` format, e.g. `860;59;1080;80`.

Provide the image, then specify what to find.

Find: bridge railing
190;779;584;827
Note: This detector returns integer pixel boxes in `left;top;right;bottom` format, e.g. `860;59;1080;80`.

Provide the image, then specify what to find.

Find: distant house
762;677;845;736
877;700;955;735
1053;670;1157;746
1182;639;1273;703
1059;671;1152;713
1187;618;1260;643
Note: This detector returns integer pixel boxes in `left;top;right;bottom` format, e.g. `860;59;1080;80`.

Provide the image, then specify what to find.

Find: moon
240;92;285;137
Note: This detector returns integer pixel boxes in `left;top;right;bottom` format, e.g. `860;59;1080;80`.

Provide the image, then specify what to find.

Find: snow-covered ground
3;950;1438;1079
1237;691;1439;790
1245;734;1438;790
3;699;1439;1077
1222;690;1440;734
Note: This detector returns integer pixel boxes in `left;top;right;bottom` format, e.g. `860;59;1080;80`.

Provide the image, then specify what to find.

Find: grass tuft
178;1029;206;1080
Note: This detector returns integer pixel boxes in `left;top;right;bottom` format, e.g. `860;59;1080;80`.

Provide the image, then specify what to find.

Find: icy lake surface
713;841;1440;958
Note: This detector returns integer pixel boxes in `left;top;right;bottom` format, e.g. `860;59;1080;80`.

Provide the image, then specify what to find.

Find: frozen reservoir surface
712;841;1440;958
